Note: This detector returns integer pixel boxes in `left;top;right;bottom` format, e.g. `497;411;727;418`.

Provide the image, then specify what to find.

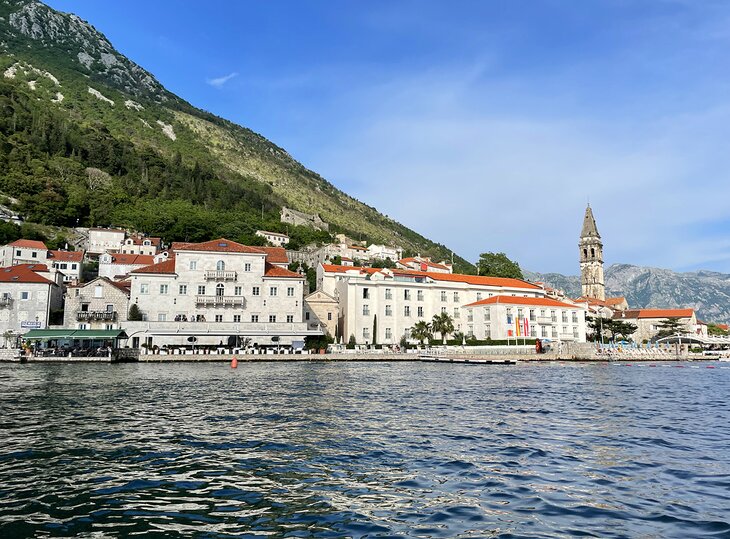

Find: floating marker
231;356;238;369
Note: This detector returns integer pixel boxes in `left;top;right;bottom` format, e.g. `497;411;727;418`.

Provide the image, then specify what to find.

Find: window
552;327;558;338
385;305;392;316
251;314;259;323
252;286;260;296
215;315;223;322
363;327;370;339
404;306;411;317
21;291;29;300
160;284;169;294
189;260;197;270
418;306;424;318
179;285;188;295
71;263;77;270
78;323;87;330
234;286;242;295
573;327;579;338
158;313;167;321
572;312;578;324
327;312;332;321
385;288;392;300
562;311;568;323
363;288;370;299
216;260;225;271
485;309;491;321
454;308;460;319
404;289;411;301
197;285;206;295
542;326;548;337
454;292;460;302
529;309;536;321
233;315;241;323
518;308;524;319
105;324;114;330
476;292;482;301
287;315;294;323
441;291;447;302
15;250;20;256
417;290;424;301
441;307;447;313
94;286;103;298
551;310;557;323
305;312;310;320
287;287;295;297
385;328;392;340
31;252;37;258
269;287;277;296
140;284;149;295
269;315;277;323
244;263;251;272
216;283;224;296
363;305;370;316
81;303;89;312
106;304;114;312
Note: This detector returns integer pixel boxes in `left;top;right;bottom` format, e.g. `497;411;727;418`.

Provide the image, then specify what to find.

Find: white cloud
206;72;238;88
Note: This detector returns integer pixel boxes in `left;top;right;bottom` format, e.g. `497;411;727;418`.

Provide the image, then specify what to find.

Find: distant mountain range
526;264;730;322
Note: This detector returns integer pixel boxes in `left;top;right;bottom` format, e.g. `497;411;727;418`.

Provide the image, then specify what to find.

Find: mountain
0;0;474;272
526;264;730;322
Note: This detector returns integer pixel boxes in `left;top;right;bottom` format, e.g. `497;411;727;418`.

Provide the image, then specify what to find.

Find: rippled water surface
1;361;730;538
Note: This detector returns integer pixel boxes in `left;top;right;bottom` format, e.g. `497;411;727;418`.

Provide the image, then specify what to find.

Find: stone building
280;207;329;231
98;253;155;280
579;205;605;300
1;240;84;283
87;228;126;255
0;264;63;338
256;230;290;247
613;308;697;343
63;277;130;330
304;290;339;338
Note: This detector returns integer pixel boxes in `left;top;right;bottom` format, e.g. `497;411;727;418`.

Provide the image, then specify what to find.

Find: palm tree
432;312;455;344
410;321;432;345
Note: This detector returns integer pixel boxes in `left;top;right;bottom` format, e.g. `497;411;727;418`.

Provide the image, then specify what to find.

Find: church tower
579;204;605;300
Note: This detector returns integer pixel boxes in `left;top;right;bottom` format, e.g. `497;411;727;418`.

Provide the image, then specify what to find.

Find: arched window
583;248;588;259
216;283;224;296
591;248;595;258
216;260;225;271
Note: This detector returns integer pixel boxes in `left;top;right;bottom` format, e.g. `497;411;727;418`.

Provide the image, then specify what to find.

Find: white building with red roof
398;256;452;274
98;253;156;280
463;296;587;342
125;238;318;349
1;240;84;283
64;277;131;330
613;308;698;342
0;264;63;339
317;263;564;345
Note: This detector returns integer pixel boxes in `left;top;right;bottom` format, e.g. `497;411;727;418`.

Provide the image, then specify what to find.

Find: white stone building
304;290;339;338
367;244;402;262
256;230;290;247
1;240;84;283
317;263;548;345
98;253;155;280
398;257;452;274
125;239;317;349
463;296;587;342
87;228;126;256
119;235;162;256
0;264;63;339
47;250;84;283
64;277;130;330
613;308;697;343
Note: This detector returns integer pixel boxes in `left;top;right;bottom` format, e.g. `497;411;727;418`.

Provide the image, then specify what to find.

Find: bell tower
579;204;605;300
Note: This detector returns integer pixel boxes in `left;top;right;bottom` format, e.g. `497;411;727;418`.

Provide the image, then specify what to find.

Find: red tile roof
464;295;579;309
605;297;627;306
130;259;177;275
635;308;695;319
47;250;84;262
175;238;266;254
105;253;155;266
399;257;450;271
321;264;541;290
263;263;303;279
8;239;47;249
0;264;55;284
259;246;289;264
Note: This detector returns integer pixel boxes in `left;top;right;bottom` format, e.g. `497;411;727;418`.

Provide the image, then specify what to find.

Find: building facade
256;230;290;247
579;205;605;300
0;264;63;338
87;228;126;256
303;290;339;338
63;277;130;330
614;308;697;342
1;240;83;283
98;253;155;280
125;239;317;349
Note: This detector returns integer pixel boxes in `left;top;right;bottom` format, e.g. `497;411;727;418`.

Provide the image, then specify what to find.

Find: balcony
196;295;246;308
536;316;553;324
0;297;13;308
77;311;118;321
204;270;238;282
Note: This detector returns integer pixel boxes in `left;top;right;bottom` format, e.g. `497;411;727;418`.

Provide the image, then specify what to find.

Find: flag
523;317;529;336
515;315;521;337
507;314;514;337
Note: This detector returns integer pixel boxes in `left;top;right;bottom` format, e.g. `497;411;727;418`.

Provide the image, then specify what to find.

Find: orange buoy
231;356;238;369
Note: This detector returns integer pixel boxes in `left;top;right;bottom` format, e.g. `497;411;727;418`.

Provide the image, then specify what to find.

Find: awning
24;329;129;340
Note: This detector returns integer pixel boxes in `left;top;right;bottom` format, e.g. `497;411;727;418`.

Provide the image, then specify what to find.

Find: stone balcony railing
195;295;245;308
536;316;554;324
77;311;118;321
204;270;238;281
0;297;13;308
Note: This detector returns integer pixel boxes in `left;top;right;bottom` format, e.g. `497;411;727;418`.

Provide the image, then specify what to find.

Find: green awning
24;329;129;340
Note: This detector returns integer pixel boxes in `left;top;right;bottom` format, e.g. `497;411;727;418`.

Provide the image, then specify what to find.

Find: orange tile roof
321;264;541;289
8;239;47;249
48;250;84;262
635;308;694;319
130;259;177;275
105;253;155;266
464;295;579;309
259;246;289;264
263;263;303;279
399;257;450;271
605;297;626;306
175;238;266;254
0;264;55;284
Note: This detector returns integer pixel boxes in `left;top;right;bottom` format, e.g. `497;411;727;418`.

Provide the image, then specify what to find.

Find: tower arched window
591;248;595;258
216;260;225;271
216;283;224;296
583;248;588;259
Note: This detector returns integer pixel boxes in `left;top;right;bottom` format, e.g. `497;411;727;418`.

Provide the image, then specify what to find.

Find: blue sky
46;1;730;274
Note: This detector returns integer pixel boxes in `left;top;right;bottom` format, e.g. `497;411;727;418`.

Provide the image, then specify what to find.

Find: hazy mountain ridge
0;0;474;272
526;264;730;322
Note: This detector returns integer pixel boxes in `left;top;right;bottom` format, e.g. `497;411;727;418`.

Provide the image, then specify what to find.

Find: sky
45;1;730;274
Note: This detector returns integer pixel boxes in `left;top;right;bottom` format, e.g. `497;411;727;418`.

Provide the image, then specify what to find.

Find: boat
419;355;518;365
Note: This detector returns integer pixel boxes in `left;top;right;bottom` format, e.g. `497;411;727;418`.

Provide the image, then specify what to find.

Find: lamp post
676;331;681;360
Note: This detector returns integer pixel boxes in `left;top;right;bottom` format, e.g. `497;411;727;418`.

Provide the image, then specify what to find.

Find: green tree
372;314;378;346
655;318;684;340
431;312;455;344
610;320;638;342
707;323;728;336
128;304;143;321
410;320;432;345
586;315;607;342
477;252;524;279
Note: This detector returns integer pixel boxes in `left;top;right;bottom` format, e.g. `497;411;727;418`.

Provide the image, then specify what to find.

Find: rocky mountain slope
0;0;474;272
526;264;730;322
